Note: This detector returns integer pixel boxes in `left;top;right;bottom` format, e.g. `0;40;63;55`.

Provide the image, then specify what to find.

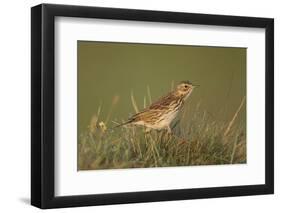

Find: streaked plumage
117;81;197;132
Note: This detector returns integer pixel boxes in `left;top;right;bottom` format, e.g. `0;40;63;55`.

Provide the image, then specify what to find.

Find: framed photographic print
31;3;274;209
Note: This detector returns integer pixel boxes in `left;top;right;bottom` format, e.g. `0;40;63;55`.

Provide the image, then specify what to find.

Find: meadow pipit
117;81;197;133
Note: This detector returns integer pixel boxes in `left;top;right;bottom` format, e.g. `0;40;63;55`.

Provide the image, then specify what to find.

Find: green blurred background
78;41;246;135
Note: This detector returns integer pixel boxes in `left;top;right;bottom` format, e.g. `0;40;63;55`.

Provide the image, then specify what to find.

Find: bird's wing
129;109;163;123
114;110;155;127
148;92;176;110
124;92;177;124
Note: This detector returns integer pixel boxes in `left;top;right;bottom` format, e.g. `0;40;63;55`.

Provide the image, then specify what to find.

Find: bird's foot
166;126;173;134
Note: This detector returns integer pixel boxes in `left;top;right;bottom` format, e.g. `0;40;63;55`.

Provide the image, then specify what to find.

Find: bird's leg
165;126;173;140
143;128;152;140
145;128;152;133
166;125;188;143
167;126;172;134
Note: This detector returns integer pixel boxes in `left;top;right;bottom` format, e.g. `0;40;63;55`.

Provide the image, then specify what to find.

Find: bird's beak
192;84;200;88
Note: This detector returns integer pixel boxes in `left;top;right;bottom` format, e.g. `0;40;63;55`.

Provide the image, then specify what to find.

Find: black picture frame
31;3;274;209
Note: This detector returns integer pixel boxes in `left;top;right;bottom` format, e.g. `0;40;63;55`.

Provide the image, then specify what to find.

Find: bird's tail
113;120;132;129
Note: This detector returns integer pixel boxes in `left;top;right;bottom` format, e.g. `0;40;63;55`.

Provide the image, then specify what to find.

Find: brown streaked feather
148;92;183;110
114;109;162;127
115;87;190;128
128;94;184;125
130;109;161;122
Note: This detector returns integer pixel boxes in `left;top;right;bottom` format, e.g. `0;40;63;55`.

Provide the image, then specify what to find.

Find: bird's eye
184;85;188;88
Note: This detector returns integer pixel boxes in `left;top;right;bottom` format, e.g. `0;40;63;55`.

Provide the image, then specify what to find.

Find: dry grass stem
146;85;152;104
224;96;246;136
130;91;139;113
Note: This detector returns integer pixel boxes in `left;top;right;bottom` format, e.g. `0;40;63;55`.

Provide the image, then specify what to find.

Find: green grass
78;93;246;170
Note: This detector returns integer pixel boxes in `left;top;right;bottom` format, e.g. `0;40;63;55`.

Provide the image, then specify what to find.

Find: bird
116;81;198;133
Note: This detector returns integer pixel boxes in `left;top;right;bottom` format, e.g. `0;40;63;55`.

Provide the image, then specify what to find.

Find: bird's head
175;81;198;98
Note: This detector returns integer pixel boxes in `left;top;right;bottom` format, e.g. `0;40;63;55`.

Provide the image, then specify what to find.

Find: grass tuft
79;93;246;170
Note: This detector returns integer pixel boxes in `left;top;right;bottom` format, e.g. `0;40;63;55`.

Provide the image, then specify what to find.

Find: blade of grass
146;85;152;104
130;91;139;113
96;102;102;119
224;96;246;136
230;135;239;164
105;95;120;124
